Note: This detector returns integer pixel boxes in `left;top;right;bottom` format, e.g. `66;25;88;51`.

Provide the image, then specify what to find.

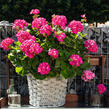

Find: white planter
27;74;67;107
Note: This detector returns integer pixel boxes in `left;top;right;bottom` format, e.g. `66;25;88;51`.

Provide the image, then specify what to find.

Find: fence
0;21;109;97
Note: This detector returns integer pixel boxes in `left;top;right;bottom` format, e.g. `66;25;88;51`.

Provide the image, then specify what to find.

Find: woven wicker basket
27;74;67;107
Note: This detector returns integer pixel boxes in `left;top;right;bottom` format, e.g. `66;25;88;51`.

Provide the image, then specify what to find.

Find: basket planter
27;74;67;107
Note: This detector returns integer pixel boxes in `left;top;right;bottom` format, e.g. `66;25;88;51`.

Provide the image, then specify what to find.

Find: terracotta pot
64;94;79;107
0;97;7;108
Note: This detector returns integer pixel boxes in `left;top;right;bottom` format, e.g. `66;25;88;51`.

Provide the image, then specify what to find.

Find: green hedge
0;0;109;23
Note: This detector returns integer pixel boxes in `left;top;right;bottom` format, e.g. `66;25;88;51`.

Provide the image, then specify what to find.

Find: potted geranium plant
90;84;106;107
0;9;98;107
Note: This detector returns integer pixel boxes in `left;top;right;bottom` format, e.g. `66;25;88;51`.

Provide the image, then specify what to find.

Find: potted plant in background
81;70;95;107
0;9;100;107
90;84;106;107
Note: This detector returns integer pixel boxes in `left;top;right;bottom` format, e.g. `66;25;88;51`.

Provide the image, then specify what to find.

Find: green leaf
32;57;39;70
15;67;23;74
68;58;72;61
20;69;28;76
35;31;40;36
36;38;40;43
61;69;70;79
48;71;56;77
77;70;83;76
71;71;76;77
75;34;78;39
8;53;13;59
14;41;21;46
32;73;46;80
55;58;62;68
11;46;17;50
60;61;73;79
41;43;45;46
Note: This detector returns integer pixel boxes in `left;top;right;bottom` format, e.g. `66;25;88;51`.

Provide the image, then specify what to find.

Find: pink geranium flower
39;24;53;36
16;31;36;43
81;14;86;18
12;19;28;31
69;54;83;67
81;70;95;82
30;9;40;15
54;31;66;42
20;39;43;58
97;84;106;95
84;40;98;53
48;49;59;59
68;20;83;34
0;38;14;51
38;62;51;75
52;15;67;29
32;17;47;29
29;43;43;55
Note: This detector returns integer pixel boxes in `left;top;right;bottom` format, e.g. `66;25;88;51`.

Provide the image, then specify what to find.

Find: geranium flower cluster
81;70;95;82
52;15;67;29
20;39;43;58
48;49;59;59
84;40;98;53
68;20;83;34
38;62;51;75
54;32;66;42
30;9;40;15
0;38;14;51
0;8;100;85
16;31;36;43
39;24;53;36
97;84;106;95
12;19;28;30
32;17;47;29
69;54;83;67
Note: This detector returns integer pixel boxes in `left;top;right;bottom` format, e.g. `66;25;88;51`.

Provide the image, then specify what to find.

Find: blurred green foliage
0;0;109;23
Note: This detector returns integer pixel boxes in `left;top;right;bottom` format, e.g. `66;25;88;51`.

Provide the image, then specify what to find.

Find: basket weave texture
27;74;67;107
